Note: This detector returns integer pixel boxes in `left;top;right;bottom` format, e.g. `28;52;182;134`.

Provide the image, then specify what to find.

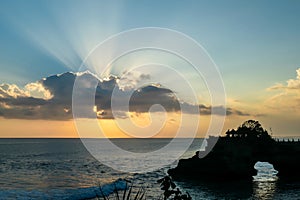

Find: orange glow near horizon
0;112;205;138
1;113;294;138
0;119;79;138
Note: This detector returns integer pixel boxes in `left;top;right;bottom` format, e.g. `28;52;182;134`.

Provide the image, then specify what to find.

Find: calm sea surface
0;139;299;199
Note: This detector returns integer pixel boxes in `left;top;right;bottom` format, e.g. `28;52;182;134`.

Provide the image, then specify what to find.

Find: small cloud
229;109;250;116
0;84;29;98
267;83;285;91
118;70;151;91
267;68;300;91
25;82;53;100
265;68;300;112
199;105;250;116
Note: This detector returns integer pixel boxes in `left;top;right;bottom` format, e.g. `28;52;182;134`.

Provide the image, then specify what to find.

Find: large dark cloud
129;85;180;113
0;71;250;120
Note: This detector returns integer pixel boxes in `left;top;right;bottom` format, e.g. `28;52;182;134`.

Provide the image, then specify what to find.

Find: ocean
0;138;299;199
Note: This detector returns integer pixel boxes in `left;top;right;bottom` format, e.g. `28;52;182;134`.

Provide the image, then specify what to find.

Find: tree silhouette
225;120;271;140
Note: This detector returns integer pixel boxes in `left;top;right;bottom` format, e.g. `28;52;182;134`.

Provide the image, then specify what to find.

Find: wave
253;162;278;182
0;179;127;200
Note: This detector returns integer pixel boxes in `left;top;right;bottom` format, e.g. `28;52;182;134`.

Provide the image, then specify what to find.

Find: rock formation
168;120;300;180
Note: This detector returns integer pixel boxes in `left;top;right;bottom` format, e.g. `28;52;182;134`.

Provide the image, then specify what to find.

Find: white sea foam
0;179;126;200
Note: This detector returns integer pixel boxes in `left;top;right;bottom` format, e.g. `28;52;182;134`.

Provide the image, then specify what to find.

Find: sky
0;0;300;138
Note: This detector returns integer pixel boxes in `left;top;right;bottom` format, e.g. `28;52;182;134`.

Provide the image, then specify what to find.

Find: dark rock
168;120;300;181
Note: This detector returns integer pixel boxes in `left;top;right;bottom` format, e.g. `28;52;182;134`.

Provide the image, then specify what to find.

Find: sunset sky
0;0;300;138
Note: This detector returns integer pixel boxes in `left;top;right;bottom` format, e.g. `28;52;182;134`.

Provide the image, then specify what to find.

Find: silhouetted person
174;188;182;200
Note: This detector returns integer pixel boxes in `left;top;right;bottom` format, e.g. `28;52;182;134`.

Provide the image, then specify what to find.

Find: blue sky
1;1;299;85
0;0;300;137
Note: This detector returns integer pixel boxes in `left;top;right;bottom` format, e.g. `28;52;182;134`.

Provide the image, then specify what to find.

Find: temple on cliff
168;120;300;180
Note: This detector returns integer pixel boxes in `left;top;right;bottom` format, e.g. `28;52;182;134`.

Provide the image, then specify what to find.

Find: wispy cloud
268;68;300;91
265;68;300;112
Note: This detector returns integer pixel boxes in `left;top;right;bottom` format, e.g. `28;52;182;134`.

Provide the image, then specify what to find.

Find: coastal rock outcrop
168;120;300;180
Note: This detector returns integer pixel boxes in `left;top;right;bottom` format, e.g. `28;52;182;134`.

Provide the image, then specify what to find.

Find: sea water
0;139;299;199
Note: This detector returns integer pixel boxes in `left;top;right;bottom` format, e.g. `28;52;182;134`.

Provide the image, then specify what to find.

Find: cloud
0;72;93;120
0;84;29;98
199;104;250;116
0;81;52;100
0;71;248;120
265;68;300;112
117;70;151;91
268;68;300;91
25;82;53;100
129;85;179;113
226;108;250;116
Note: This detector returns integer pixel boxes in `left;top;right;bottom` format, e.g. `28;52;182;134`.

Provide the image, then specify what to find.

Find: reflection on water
252;162;278;199
175;162;283;199
253;181;277;199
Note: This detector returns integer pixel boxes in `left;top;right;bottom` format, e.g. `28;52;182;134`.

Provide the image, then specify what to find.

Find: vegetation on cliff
225;120;271;140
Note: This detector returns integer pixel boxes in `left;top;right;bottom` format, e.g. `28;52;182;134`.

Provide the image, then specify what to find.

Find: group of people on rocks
157;176;192;200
